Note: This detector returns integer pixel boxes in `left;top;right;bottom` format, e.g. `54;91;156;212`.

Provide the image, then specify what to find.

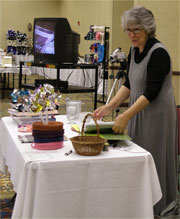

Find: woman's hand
93;105;111;120
112;113;129;134
93;86;131;121
112;95;150;133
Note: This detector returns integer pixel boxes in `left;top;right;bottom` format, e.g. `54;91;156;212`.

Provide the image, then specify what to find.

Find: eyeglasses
126;28;143;35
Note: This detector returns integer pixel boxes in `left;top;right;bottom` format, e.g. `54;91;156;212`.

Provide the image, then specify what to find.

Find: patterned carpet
0;171;15;200
0;170;15;219
0;199;14;219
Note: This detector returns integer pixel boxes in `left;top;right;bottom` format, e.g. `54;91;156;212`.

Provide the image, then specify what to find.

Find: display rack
6;29;33;55
18;62;99;109
101;27;110;103
84;26;110;103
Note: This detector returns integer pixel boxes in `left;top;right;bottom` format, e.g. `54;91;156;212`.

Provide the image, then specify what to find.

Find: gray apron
128;43;178;214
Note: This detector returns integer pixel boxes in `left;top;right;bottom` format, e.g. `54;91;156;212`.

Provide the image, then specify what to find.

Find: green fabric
84;132;131;141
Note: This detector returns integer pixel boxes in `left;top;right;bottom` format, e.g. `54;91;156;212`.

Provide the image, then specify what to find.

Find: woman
93;6;178;216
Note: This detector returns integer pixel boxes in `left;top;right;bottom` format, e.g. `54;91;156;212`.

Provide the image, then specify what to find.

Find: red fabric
32;121;63;131
31;141;64;150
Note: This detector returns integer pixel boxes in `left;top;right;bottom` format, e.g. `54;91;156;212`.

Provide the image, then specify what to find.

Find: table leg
13;74;15;89
7;72;10;88
94;67;98;109
2;73;6;99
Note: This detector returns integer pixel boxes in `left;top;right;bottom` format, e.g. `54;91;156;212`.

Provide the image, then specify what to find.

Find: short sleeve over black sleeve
143;48;170;102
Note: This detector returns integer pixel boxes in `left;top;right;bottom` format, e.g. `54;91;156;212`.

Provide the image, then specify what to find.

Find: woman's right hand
93;105;111;120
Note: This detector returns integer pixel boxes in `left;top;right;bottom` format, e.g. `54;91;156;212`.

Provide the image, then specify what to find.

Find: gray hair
121;6;156;38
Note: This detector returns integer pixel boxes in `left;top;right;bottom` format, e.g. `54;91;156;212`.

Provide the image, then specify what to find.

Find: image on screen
34;22;55;54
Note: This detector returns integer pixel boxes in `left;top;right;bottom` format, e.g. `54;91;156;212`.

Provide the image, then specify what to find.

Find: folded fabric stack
32;121;64;150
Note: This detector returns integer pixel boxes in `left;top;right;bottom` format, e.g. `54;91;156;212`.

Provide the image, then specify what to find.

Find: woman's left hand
112;113;129;134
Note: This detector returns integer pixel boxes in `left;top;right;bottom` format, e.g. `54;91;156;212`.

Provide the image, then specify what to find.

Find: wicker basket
70;113;106;156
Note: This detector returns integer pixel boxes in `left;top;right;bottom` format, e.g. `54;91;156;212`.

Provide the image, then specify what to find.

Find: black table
19;62;99;109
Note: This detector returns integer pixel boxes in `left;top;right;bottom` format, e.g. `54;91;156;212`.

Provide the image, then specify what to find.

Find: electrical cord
83;67;103;89
82;68;86;87
65;70;74;81
35;60;102;92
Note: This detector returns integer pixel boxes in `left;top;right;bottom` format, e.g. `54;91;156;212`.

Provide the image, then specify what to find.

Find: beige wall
109;0;179;105
0;0;60;49
134;0;180;105
134;0;180;71
111;0;180;70
0;0;179;104
0;0;112;56
58;0;112;56
111;0;133;55
1;0;179;67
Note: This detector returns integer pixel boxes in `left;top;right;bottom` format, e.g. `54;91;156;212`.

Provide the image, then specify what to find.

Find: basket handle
81;113;100;137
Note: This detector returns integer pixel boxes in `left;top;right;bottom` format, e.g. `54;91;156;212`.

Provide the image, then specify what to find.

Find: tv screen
33;18;80;64
34;21;55;54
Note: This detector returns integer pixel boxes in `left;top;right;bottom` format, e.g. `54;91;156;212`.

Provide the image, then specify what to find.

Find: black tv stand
35;79;68;90
19;62;99;109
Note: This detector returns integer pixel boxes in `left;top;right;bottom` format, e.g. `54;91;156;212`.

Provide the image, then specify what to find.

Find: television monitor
33;18;80;64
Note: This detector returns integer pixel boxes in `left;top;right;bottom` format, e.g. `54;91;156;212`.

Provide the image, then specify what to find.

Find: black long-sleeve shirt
124;38;170;102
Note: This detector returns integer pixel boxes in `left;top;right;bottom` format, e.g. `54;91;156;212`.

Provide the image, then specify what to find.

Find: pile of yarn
32;121;64;150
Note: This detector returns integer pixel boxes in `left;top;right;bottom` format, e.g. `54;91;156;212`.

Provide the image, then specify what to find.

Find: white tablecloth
0;65;31;75
31;67;106;95
0;116;162;218
31;67;96;87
